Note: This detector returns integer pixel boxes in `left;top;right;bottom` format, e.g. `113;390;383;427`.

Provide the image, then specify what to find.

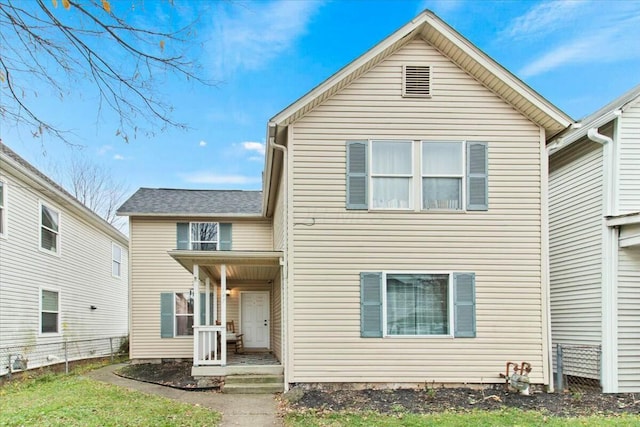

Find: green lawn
285;408;640;426
0;369;221;427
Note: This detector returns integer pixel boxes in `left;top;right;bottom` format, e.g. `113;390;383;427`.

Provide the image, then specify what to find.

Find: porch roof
168;250;283;282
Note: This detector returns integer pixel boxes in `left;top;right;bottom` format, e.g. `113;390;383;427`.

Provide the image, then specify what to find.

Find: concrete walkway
85;364;282;427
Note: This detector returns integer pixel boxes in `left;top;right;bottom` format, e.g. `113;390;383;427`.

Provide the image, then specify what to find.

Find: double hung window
41;289;60;334
0;180;5;236
190;222;218;250
112;243;122;278
174;292;194;336
371;141;413;209
40;203;60;254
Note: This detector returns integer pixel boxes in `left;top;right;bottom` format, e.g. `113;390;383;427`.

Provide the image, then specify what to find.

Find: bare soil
116;362;640;417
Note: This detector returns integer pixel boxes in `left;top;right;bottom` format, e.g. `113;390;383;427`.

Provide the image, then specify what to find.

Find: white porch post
192;264;200;365
221;263;227;366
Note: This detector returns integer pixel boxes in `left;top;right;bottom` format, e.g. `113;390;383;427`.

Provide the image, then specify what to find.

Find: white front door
240;291;270;349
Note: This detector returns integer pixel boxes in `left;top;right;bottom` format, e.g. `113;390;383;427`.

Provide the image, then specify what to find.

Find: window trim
0;178;7;239
381;271;455;338
189;221;219;251
420;141;466;211
39;287;61;336
112;242;122;278
174;291;194;337
369;140;415;210
39;201;61;256
367;140;471;212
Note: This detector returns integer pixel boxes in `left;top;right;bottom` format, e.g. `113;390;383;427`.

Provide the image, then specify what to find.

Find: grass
285;408;640;426
0;364;221;427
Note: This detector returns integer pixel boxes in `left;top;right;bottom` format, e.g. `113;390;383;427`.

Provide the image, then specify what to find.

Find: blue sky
2;0;640;196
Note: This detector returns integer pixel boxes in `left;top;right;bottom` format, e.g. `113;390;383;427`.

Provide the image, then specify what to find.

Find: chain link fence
0;336;128;378
554;343;601;392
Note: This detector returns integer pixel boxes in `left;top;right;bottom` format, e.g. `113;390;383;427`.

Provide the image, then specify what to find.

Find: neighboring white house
0;142;129;376
548;84;640;393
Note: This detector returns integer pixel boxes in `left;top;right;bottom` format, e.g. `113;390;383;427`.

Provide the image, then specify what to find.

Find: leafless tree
0;0;212;143
47;154;130;231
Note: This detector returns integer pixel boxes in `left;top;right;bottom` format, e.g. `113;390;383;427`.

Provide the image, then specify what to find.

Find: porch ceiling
167;250;283;282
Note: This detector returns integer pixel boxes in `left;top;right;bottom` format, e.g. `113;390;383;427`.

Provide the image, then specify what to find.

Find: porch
168;250;283;375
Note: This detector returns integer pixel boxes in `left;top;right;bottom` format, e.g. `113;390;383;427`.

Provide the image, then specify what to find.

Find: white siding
0;169;128;375
618;100;640;214
289;40;547;384
129;218;273;359
617;246;640;392
549;139;603;346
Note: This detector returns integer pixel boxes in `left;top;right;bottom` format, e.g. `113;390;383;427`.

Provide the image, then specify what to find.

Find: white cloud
242;141;265;156
512;2;640;77
97;145;113;155
502;0;586;40
208;1;323;77
180;171;262;185
113;154;125;160
199;140;207;147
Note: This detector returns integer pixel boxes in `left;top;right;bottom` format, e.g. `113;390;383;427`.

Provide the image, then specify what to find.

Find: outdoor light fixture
90;305;98;310
226;289;231;296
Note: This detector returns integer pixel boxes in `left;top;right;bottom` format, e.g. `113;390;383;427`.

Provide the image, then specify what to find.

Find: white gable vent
402;65;431;98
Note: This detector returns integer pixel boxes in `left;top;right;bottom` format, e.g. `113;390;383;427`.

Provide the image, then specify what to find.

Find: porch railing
193;325;225;366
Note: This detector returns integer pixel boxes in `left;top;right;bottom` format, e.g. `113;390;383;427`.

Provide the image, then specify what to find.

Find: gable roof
0;142;128;245
117;188;263;217
269;9;572;136
548;83;640;154
262;9;573;216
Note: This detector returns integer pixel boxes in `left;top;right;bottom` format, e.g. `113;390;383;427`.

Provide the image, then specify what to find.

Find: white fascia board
606;212;640;227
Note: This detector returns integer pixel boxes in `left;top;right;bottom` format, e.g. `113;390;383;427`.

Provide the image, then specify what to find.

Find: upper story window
40;202;60;254
41;288;60;334
0;180;6;237
177;222;232;251
112;243;123;278
346;140;487;212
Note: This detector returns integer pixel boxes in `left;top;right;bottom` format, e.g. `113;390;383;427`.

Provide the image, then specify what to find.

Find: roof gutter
547;109;621;155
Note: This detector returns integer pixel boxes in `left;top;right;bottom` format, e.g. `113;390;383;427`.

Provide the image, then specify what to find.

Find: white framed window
383;272;452;337
40;288;60;334
190;222;218;250
422;141;464;210
370;140;413;209
39;202;60;255
174;292;194;336
112;243;122;278
0;179;6;237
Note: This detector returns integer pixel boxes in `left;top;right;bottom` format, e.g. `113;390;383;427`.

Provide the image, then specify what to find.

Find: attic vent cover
403;65;431;97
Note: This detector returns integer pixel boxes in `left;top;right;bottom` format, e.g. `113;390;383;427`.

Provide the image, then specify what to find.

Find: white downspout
587;126;618;393
268;123;289;391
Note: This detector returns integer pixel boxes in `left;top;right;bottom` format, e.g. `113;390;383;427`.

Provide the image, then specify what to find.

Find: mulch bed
116;361;219;390
289;386;640;418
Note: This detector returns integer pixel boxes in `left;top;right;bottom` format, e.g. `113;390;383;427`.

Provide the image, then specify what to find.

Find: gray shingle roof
117;188;263;216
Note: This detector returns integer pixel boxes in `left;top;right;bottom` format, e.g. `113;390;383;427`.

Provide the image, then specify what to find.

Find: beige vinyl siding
618;246;640;392
0;170;128;375
549;139;603;347
288;39;546;384
618;100;640;214
273;173;286;251
129;217;272;359
271;270;282;360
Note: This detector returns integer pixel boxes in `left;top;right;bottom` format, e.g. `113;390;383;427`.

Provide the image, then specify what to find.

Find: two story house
118;10;572;391
0;142;129;376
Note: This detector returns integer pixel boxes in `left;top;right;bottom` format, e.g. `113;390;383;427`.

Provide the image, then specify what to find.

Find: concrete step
224;374;284;385
222;382;284;394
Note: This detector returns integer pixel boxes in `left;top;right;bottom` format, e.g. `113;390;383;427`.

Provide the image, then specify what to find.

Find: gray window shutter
467;142;488;211
219;223;232;250
453;272;476;338
177;223;190;249
160;293;174;338
346;141;368;210
200;292;206;326
360;272;382;337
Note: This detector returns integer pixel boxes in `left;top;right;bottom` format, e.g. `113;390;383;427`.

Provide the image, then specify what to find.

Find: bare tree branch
0;0;214;144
